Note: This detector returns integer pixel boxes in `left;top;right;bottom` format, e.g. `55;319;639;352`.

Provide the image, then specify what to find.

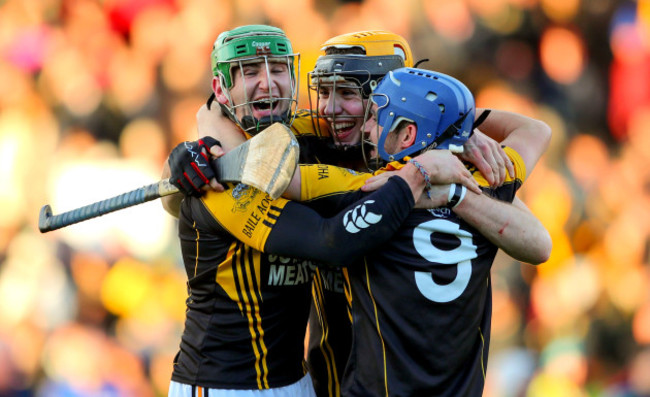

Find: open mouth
250;98;288;119
252;100;278;111
331;120;357;142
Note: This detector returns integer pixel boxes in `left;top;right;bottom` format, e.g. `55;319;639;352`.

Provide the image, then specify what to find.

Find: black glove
169;137;221;196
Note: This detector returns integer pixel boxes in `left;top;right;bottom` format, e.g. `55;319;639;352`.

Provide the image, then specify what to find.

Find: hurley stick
39;123;299;233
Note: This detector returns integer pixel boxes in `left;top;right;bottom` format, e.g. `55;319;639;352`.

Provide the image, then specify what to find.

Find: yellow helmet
320;30;413;67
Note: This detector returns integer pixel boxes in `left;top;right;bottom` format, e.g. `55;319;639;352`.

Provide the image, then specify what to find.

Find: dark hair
324;47;366;56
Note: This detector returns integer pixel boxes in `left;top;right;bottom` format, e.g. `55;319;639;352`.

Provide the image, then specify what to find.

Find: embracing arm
160;104;244;217
196;103;247;150
451;109;552;263
452;193;551;264
266;175;417;266
474;109;551;176
413;184;550;264
197;162;429;266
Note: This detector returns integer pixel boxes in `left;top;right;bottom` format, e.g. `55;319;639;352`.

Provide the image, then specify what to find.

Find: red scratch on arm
498;221;510;235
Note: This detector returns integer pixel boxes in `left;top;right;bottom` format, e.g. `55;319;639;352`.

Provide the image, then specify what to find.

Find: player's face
362;103;382;159
228;60;293;121
317;82;365;146
363;102;403;160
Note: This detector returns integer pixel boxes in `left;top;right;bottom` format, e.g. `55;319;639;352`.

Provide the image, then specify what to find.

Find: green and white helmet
211;25;300;135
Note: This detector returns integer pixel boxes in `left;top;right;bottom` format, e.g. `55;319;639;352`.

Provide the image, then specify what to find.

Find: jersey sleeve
198;183;290;251
504;146;527;183
265;176;415;266
196;176;415;267
469;146;527;188
299;164;372;201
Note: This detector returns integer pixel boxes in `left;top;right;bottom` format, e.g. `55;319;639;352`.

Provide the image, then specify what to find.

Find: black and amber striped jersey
172;175;416;390
298;147;527;396
172;187;312;389
171;109;417;390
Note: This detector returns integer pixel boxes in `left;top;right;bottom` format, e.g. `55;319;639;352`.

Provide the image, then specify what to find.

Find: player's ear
400;123;417;150
213;77;229;105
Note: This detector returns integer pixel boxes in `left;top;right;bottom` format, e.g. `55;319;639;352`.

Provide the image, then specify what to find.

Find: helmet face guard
308;54;404;146
217;55;299;135
366;67;476;164
211;25;300;135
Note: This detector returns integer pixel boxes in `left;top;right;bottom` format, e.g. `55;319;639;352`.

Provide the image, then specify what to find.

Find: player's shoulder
503;146;526;182
290;109;330;138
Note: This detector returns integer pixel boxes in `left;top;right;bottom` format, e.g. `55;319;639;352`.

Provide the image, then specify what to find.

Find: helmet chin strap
423;111;472;152
217;96;292;136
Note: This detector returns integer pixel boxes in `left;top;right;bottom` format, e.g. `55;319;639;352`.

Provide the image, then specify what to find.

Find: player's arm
473;108;551;177
161;103;247;217
415;147;551;264
287;149;482;203
457;108;550;187
266;171;422;266
197;163;428;266
160;137;224;217
453;194;551;264
418;183;551;264
196;102;247;150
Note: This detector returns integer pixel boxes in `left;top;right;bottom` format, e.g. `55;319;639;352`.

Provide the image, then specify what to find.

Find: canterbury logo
343;200;382;233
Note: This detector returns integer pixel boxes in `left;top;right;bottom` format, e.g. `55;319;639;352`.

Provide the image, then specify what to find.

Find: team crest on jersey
231;183;259;212
334;167;362;177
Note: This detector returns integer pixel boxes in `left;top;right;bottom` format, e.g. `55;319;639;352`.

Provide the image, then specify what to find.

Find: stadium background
1;0;649;395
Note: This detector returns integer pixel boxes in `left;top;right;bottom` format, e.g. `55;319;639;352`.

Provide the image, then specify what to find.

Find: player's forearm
265;176;415;266
196;103;246;151
476;109;546;142
453;194;551;264
479;109;551;173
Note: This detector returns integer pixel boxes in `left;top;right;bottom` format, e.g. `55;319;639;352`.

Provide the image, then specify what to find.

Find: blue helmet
371;67;475;162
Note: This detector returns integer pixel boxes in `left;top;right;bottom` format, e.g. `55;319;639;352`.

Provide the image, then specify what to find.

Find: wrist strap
447;184;467;208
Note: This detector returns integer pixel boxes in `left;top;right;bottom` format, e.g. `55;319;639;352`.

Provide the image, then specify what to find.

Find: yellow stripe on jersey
504;146;526;183
341;269;353;323
215;242;244;312
299;164;370;201
216;242;269;388
299;146;527;200
193;222;200;278
311;270;340;397
235;245;269;389
363;258;390;397
479;326;486;379
201;184;290;252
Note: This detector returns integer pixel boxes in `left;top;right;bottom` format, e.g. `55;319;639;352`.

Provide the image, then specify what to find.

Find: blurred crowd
0;0;649;396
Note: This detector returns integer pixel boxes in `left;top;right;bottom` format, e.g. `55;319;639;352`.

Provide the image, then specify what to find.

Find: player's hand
411;150;482;195
361;171;397;192
414;184;452;209
169;137;225;196
457;130;514;188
